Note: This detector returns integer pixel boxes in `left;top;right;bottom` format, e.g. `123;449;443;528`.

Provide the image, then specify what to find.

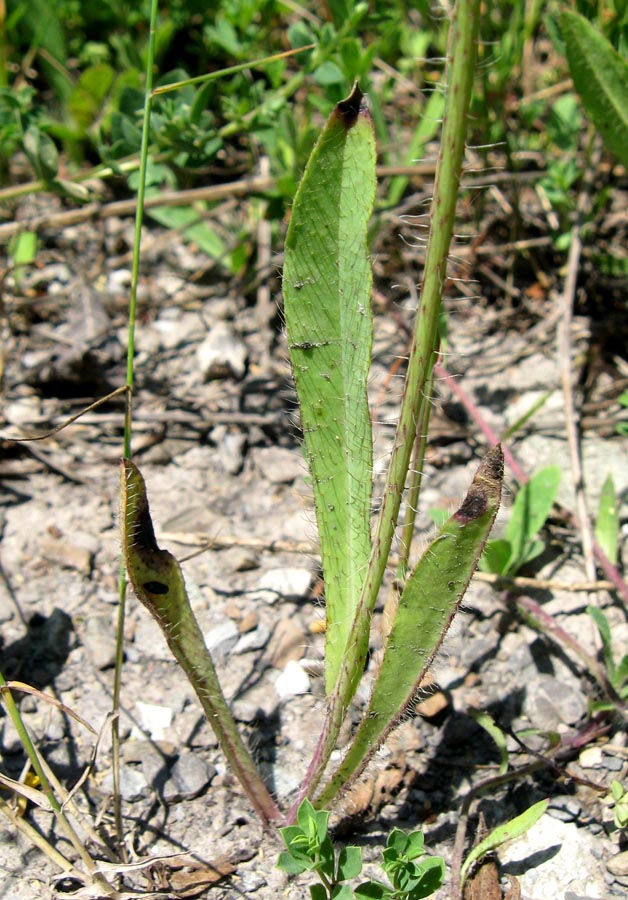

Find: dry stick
158;530;615;593
0;167;546;245
255;156;275;340
556;137;603;593
0;385;129;442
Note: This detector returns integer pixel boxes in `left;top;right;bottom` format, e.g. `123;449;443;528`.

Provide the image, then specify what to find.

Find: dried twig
556;136;603;593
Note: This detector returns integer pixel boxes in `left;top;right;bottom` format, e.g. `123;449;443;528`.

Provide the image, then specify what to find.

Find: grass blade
505;466;560;568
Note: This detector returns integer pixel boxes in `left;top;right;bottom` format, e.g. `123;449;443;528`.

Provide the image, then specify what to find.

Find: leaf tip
335;81;370;128
454;445;504;524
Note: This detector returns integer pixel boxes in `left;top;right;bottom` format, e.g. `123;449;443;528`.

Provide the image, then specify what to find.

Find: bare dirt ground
1;158;628;899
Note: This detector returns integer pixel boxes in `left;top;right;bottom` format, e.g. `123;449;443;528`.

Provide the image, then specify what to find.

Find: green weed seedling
609;781;628;831
595;474;619;566
480;466;560;577
277;799;445;900
458;799;548;891
615;391;628;437
587;605;628;709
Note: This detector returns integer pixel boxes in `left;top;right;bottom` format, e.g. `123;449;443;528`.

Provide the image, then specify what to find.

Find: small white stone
197;322;247;380
135;701;173;740
500;813;609;898
579;746;604;769
254;567;313;605
203;617;239;661
275;660;310;698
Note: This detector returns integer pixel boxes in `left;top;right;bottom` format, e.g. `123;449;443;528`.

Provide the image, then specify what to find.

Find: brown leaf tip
336;81;368;128
456;489;488;522
122;459;160;553
454;445;504;524
478;444;505;489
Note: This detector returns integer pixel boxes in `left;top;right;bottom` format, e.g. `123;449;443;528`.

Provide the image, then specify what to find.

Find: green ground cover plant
480;465;561;577
278;799;446;900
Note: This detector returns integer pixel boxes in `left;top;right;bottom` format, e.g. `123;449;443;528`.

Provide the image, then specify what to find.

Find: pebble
132;614;172;661
267;617;307;668
223;547;259;572
153;310;203;349
197;322;247;380
523;674;588;731
254;567;313;604
607;849;628;877
107;268;131;291
122;739;170;787
253;446;304;484
269;761;302;797
163;752;215;803
214;427;247;475
40;535;94;575
80;614;117;670
203;617;239;662
134;701;173;741
233;622;270;655
500;813;608;898
498;631;535;674
275;660;310;698
548;796;583;822
3;395;42;425
237;871;266;893
580;746;604;769
99;764;149;802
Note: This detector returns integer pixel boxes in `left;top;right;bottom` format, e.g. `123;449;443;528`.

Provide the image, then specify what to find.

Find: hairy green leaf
120;459;279;824
562;11;628;169
283;83;376;695
317;447;503;806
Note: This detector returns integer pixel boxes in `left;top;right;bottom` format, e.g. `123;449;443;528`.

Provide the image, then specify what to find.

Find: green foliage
616;391;628;436
283;87;376;696
588;605;628;702
122;6;495;827
468;709;509;776
120;459;279;825
595;475;619;566
1;0;443;186
8;230;37;286
561;9;628;170
316;448;503;809
610;780;628;830
480;466;561;576
459;800;549;889
277;800;445;900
